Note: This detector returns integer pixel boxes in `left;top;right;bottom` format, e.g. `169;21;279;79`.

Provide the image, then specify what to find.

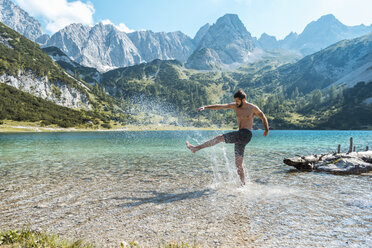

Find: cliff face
127;30;196;63
0;70;92;110
46;23;196;72
0;0;44;41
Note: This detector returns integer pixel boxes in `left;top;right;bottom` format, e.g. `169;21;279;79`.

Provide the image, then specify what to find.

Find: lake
0;130;371;247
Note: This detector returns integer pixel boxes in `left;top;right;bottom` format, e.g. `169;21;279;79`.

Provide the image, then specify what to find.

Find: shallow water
0;130;371;247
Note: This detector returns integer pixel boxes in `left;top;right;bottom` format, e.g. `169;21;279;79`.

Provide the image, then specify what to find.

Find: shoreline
1;121;372;133
2;125;372;133
0;120;234;133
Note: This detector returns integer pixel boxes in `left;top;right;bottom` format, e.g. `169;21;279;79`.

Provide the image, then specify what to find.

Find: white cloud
14;0;95;34
100;19;135;33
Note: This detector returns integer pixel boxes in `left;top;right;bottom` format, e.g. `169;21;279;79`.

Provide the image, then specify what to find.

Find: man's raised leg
186;134;225;153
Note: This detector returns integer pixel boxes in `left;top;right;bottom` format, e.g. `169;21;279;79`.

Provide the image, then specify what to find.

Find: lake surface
0;130;371;247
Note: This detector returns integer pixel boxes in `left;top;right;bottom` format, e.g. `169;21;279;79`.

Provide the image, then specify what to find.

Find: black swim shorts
223;129;252;157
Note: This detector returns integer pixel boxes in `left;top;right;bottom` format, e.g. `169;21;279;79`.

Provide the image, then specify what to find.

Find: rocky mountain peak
293;14;372;55
317;14;342;25
187;14;255;69
258;33;279;50
0;0;44;41
303;14;345;34
200;14;253;48
127;29;195;63
215;13;246;30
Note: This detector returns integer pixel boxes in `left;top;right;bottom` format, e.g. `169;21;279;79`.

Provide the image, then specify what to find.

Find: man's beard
237;100;243;108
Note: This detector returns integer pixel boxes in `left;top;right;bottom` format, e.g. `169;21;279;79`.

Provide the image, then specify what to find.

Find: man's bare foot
186;141;199;153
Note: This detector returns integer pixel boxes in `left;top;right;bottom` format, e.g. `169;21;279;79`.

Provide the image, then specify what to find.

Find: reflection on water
0;131;371;247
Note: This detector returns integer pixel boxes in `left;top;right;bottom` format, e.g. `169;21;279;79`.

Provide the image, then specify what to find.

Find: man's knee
235;144;246;157
217;134;225;142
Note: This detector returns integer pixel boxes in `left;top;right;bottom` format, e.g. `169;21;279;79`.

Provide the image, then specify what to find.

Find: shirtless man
186;89;269;185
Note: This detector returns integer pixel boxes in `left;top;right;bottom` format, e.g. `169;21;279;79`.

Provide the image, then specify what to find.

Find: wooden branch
283;151;372;174
348;137;353;153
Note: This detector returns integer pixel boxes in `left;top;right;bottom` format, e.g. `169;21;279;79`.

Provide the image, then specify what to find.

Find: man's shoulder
246;102;261;112
246;102;258;108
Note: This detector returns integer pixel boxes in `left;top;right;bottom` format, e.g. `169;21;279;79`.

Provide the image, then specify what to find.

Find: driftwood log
283;151;372;174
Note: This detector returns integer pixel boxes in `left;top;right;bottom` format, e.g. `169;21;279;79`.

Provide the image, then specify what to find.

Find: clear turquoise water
0;130;371;247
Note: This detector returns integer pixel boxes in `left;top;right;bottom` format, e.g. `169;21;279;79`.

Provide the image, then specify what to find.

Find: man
186;89;269;185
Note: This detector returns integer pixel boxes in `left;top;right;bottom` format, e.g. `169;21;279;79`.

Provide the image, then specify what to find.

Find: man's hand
196;106;205;112
263;129;269;136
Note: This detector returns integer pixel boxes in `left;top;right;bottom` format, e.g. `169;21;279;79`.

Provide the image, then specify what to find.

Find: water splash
124;95;181;126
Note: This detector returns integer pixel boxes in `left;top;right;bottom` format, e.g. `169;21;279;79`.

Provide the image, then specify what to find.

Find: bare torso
232;101;257;130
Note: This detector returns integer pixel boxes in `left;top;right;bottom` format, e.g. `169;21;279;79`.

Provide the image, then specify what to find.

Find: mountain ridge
2;0;372;71
186;14;256;70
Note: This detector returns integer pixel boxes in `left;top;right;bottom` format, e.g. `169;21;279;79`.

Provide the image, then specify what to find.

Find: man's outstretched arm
197;103;235;112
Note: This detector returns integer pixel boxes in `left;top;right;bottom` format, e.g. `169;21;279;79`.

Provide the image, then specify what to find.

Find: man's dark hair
234;89;246;100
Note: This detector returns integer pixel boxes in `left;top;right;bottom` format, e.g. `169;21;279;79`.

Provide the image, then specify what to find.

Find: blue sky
14;0;372;39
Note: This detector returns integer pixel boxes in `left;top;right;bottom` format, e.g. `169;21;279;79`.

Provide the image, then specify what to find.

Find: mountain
0;21;130;128
35;33;50;46
0;0;44;41
53;33;372;130
255;15;372;57
193;23;210;45
2;5;371;129
258;33;279;50
45;23;141;72
287;14;372;55
279;32;298;50
45;23;196;72
248;31;372;95
127;30;196;63
93;42;372;130
186;14;256;70
42;13;372;72
333;62;372;88
42;46;101;85
287;31;372;93
0;21;92;109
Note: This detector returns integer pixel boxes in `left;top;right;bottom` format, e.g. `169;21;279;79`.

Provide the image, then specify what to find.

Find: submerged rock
284;151;372;174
